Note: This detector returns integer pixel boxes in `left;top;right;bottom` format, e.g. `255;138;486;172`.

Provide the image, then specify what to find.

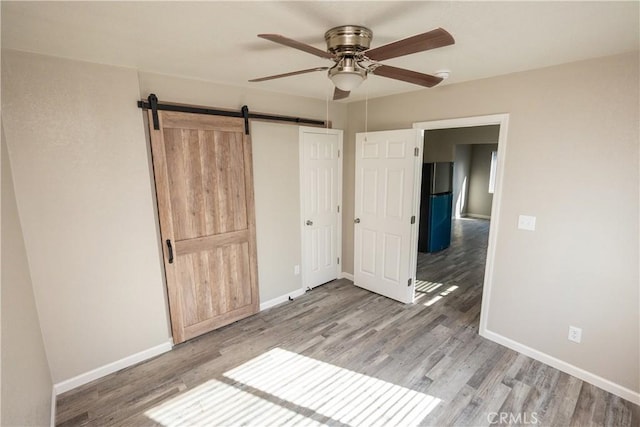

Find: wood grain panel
147;109;259;344
175;253;198;327
184;129;205;239
175;244;252;330
147;111;184;341
229;133;248;231
164;128;250;240
201;130;221;235
163;129;190;241
242;132;259;316
213;131;231;234
194;250;213;323
162;111;244;132
174;230;249;255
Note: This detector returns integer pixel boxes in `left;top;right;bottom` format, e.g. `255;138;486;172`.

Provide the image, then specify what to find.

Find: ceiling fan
249;25;455;100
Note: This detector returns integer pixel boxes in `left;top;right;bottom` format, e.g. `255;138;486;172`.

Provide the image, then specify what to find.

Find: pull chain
364;85;369;141
326;84;330;133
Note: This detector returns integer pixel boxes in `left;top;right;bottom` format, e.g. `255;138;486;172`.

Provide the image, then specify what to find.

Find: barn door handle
166;239;174;264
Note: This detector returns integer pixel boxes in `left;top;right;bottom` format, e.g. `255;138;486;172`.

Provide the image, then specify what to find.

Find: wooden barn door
148;110;259;344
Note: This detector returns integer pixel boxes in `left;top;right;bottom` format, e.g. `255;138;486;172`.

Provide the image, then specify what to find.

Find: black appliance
418;162;453;253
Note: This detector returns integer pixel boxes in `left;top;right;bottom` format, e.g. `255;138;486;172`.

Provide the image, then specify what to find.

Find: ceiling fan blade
333;87;350;100
258;34;333;59
372;65;443;88
249;67;328;82
365;28;454;61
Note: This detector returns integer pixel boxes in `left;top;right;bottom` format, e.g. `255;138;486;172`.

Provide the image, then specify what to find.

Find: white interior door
300;127;343;289
354;129;423;303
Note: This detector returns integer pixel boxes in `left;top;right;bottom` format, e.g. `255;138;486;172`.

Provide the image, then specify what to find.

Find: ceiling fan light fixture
330;72;366;91
328;57;367;91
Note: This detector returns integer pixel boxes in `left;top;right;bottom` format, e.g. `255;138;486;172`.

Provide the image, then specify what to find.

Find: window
488;150;498;194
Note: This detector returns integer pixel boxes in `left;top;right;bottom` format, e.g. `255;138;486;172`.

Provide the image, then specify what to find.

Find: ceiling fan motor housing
324;25;373;55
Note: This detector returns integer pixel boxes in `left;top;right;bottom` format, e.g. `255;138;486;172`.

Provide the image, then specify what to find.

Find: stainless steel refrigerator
418;162;453;253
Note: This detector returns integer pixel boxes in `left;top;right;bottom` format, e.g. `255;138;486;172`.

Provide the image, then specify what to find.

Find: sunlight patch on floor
225;348;441;426
415;280;444;294
144;379;321;426
146;347;441;426
418;283;459;307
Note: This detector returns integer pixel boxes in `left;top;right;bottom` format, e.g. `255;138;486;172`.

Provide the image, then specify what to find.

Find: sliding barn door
148;110;259;344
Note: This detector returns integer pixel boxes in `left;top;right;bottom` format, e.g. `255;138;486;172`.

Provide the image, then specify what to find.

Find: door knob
306;220;313;226
354;218;360;224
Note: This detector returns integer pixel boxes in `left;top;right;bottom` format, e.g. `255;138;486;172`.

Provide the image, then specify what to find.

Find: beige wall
137;71;348;131
467;143;498;218
2;51;171;383
1;126;53;426
452;144;471;218
424;125;500;218
423;125;500;163
251;122;302;302
345;52;639;394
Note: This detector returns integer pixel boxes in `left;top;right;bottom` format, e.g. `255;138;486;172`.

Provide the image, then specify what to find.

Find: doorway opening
413;115;509;335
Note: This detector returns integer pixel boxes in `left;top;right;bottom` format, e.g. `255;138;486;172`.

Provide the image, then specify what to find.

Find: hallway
415;218;490;321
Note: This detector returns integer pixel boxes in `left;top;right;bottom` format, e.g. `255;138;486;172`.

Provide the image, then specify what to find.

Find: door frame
413;114;509;336
298;126;343;289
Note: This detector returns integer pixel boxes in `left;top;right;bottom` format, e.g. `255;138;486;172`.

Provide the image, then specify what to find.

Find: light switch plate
518;215;536;231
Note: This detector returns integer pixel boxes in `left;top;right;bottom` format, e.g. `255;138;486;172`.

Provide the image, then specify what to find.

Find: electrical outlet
294;265;300;275
568;326;582;343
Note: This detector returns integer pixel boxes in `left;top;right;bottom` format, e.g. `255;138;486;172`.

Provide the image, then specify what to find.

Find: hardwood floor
56;218;638;426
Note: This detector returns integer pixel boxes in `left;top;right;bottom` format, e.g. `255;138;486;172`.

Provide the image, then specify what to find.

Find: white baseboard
50;386;57;427
54;340;173;395
260;288;306;311
480;328;640;405
259;276;356;311
340;272;354;281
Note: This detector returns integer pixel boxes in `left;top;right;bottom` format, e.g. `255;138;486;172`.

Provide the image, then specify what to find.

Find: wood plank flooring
56;218;638;426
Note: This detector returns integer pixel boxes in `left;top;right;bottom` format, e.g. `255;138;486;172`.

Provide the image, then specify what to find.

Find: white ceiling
2;1;639;102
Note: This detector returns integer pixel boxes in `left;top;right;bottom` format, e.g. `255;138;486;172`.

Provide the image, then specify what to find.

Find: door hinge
337;257;340;264
408;278;412;287
337;205;340;213
338;149;341;158
411;215;416;224
414;147;419;157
